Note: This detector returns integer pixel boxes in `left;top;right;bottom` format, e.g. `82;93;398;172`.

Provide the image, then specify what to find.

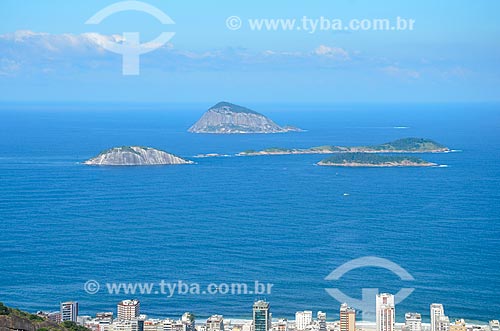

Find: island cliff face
84;146;193;166
188;102;301;134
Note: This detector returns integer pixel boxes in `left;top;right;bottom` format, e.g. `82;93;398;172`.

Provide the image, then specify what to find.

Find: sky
0;0;499;103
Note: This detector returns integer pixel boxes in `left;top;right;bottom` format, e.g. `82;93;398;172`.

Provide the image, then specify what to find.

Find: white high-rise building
60;301;79;322
109;319;142;331
436;316;450;331
206;315;224;331
117;300;140;320
317;312;327;331
295;311;313;331
376;293;395;331
404;313;422;331
430;304;445;331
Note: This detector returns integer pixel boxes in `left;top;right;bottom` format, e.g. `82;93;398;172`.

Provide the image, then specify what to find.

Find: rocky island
188;102;302;134
193;153;231;158
239;138;450;156
317;153;437;167
84;146;193;166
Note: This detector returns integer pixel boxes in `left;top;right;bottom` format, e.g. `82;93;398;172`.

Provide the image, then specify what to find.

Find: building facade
276;319;288;331
253;300;271;331
430;304;445;331
449;319;466;331
60;301;79;322
109;319;143;331
376;294;395;331
295;311;312;331
48;312;62;323
490;321;500;331
404;313;422;331
317;312;327;331
206;315;224;331
436;316;450;331
340;304;355;331
181;312;195;331
117;300;140;321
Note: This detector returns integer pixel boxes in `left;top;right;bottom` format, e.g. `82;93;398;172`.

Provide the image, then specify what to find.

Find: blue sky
0;0;499;103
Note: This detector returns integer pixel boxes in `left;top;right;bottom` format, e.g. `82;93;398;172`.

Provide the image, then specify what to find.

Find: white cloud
0;58;20;76
381;65;420;79
0;30;383;75
0;31;360;74
1;30;104;53
82;33;125;48
0;30;48;42
313;45;350;60
262;50;303;57
444;66;470;78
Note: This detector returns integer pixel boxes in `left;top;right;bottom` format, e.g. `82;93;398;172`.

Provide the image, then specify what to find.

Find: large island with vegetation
188;102;302;134
238;138;449;156
317;153;437;167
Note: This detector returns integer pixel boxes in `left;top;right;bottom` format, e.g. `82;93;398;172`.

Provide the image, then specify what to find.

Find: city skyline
32;298;497;326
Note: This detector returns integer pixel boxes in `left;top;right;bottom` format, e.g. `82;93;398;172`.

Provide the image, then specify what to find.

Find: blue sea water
0;103;499;323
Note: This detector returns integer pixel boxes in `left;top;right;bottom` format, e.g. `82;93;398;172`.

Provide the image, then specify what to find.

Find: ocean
0;103;499;323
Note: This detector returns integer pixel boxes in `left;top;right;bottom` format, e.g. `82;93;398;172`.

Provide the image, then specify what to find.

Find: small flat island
317;153;437;167
239;138;450;156
84;146;194;166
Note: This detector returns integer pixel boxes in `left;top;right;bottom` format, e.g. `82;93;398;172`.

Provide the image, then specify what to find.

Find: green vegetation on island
356;138;449;152
317;153;436;167
188;101;302;134
209;101;260;114
238;138;449;156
